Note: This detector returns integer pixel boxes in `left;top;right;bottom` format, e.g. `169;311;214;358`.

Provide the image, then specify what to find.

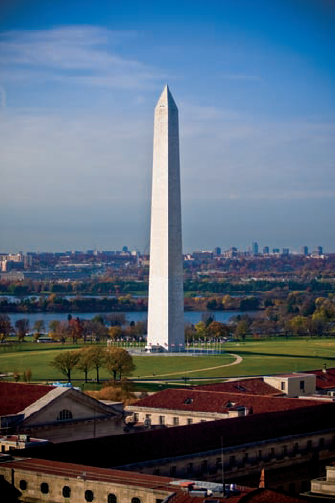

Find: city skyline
0;0;334;253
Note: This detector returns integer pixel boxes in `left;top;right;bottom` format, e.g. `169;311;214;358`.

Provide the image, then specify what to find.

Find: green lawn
1;338;335;385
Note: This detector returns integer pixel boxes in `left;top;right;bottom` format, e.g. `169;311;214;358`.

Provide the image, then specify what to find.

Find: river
7;310;258;330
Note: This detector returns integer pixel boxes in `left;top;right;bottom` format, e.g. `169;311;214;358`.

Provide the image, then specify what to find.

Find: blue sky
0;0;334;253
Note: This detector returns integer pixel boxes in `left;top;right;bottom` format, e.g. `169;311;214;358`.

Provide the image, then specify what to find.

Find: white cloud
0;26;164;89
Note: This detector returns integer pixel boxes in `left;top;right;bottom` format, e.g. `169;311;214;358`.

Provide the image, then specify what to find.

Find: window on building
294;442;299;453
40;483;49;494
281;382;285;391
307;440;312;450
301;481;309;492
289;483;295;494
170;466;176;477
243;453;249;464
187;418;193;425
153;468;160;475
282;445;287;457
319;437;325;449
258;450;262;459
107;495;117;503
133;413;139;422
173;417;179;426
19;480;27;491
201;460;208;473
229;455;235;466
57;409;73;421
269;447;275;458
216;457;222;469
186;462;193;475
300;380;305;390
85;490;94;502
131;498;141;503
1;446;5;453
159;416;165;425
184;398;193;404
62;486;71;498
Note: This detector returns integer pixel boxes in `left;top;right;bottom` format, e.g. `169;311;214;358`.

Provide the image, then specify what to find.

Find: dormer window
184;398;193;404
225;401;236;408
236;385;246;391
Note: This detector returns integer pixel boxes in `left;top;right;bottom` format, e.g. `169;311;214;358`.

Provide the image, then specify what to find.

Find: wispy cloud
0;26;164;89
220;74;263;82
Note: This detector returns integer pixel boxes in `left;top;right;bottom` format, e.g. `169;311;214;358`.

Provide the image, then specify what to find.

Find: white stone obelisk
147;86;184;352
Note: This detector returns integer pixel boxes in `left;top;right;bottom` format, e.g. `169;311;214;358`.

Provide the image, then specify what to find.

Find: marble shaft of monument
147;86;184;352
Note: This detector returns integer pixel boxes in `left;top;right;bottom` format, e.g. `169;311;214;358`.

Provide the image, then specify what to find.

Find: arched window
57;409;73;421
41;482;49;494
63;486;71;498
108;494;117;503
131;498;141;503
19;480;27;491
85;490;94;502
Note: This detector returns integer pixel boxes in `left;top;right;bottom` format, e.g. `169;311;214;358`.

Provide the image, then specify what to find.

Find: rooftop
191;378;281;396
129;388;319;415
0;382;55;416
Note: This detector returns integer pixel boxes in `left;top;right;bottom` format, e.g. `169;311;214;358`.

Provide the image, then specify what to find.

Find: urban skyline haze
0;0;334;253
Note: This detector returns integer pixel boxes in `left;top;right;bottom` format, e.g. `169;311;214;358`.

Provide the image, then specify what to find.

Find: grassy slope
1;338;335;383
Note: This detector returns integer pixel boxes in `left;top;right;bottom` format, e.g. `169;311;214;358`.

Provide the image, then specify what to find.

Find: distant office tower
282;248;289;255
263;246;269;254
273;248;280;254
302;246;309;256
147;86;184;352
252;242;259;255
214;247;221;256
317;246;323;255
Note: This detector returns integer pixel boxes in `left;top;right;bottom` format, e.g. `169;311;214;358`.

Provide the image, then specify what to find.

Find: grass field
1;338;335;387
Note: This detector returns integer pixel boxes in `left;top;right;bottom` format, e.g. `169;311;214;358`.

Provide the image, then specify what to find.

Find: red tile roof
0;382;55;416
303;368;335;390
192;378;281;396
130;388;318;414
239;488;310;502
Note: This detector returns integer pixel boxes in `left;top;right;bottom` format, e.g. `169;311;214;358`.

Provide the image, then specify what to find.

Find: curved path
140;353;242;378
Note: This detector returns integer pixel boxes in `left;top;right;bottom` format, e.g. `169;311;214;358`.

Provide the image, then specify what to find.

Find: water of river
7;310;258;330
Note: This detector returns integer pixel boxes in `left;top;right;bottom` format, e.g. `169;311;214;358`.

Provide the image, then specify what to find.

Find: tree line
49;346;135;384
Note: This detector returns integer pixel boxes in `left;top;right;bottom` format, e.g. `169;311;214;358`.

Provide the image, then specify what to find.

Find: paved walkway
140;353;242;378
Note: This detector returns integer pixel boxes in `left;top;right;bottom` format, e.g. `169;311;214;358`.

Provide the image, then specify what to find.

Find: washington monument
147;86;184;352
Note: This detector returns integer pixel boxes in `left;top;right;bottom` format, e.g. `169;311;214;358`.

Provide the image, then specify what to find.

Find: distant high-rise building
282;248;289;255
214;247;221;256
273;248;280;254
252;242;258;255
302;246;308;256
317;246;323;255
263;246;269;254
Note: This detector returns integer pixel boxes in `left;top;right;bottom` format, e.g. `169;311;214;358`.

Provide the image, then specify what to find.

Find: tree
49;320;68;343
49;350;81;382
0;314;13;342
33;320;45;342
76;348;94;383
207;321;230;339
86;346;106;383
69;317;83;344
15;318;30;342
235;320;249;341
105;348;135;382
109;326;123;341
